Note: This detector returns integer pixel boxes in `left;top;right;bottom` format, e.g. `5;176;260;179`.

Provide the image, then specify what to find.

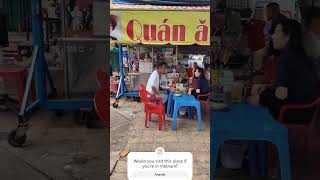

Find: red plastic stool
0;64;35;108
94;87;110;128
139;84;165;130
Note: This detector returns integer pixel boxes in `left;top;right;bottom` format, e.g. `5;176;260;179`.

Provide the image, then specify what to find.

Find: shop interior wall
48;0;108;98
1;0;31;32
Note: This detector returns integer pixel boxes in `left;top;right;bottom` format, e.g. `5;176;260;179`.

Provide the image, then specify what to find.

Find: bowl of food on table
174;89;182;97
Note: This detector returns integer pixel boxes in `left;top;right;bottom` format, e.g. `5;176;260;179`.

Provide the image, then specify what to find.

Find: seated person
189;68;210;101
146;62;168;104
248;19;320;122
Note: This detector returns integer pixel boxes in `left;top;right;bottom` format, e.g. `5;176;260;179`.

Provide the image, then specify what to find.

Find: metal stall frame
110;3;209;108
113;44;140;108
112;44;180;108
8;0;107;147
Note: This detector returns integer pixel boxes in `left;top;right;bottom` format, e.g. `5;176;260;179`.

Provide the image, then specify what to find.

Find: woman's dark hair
277;18;303;50
196;68;206;79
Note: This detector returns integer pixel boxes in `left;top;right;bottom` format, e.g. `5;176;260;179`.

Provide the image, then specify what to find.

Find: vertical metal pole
60;0;66;42
60;0;70;98
31;0;47;105
118;44;125;95
119;44;123;77
151;46;154;69
175;45;178;65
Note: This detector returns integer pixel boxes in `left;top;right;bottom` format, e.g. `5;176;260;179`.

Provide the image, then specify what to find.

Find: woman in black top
189;68;210;101
249;19;320;122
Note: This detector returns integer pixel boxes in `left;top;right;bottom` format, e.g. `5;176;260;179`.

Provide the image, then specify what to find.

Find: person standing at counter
264;3;287;42
263;3;287;80
146;62;168;104
192;62;199;79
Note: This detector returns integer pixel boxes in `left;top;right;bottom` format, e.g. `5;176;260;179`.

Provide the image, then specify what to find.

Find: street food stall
7;0;108;147
110;3;210;108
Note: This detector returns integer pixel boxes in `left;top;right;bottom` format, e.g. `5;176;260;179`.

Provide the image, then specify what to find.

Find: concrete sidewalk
109;98;210;180
109;98;320;180
0;111;107;180
0;147;48;180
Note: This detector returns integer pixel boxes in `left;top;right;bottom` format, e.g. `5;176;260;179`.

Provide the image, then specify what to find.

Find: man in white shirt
146;62;168;103
303;6;320;78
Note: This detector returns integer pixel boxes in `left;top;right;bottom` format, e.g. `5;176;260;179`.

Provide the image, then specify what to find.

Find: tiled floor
110;98;320;180
110;98;211;179
0;110;107;180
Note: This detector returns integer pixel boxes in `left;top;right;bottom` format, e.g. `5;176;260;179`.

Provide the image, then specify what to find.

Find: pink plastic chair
278;97;320;156
0;64;36;108
197;92;211;115
94;87;110;128
96;69;109;88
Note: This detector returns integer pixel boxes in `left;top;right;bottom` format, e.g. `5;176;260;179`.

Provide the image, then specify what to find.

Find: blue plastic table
166;91;175;117
171;95;201;131
211;103;291;180
166;92;194;118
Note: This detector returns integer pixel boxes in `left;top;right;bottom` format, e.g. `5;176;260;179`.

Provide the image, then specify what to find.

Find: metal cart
8;0;108;147
112;44;140;108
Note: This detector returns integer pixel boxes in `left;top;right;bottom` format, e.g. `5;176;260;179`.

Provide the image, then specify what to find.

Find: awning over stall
110;10;210;45
112;0;210;5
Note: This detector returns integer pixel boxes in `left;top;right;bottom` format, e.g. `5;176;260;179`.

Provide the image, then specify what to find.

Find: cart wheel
112;102;119;108
8;129;27;147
